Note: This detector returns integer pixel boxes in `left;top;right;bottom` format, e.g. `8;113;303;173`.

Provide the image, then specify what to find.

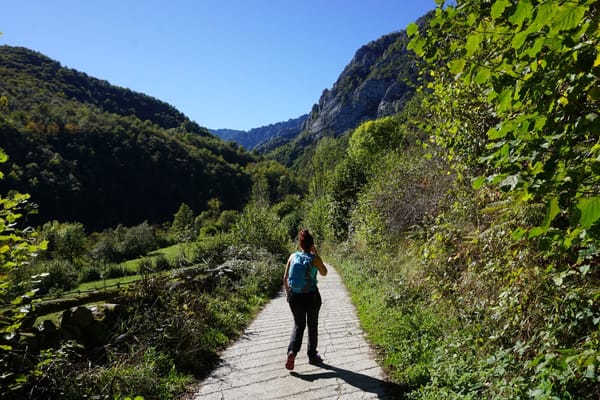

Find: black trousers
287;290;322;356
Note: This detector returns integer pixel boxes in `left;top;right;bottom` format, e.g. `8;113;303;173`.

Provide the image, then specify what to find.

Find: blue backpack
288;251;317;293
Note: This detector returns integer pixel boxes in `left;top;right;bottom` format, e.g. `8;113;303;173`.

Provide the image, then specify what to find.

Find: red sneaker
285;352;295;370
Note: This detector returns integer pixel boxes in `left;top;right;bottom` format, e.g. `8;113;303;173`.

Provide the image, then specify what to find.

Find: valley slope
0;46;258;230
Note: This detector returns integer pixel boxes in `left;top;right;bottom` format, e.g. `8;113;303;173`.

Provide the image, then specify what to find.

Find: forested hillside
0;46;202;131
0;46;263;230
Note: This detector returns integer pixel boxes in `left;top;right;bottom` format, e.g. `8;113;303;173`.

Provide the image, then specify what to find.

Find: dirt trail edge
192;264;402;399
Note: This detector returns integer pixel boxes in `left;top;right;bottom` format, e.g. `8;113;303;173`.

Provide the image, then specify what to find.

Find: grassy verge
332;243;514;400
331;244;449;394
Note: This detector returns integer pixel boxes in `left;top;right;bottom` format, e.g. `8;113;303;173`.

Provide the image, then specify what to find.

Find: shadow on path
290;363;406;399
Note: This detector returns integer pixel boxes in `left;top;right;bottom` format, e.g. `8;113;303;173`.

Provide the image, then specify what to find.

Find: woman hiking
283;228;328;370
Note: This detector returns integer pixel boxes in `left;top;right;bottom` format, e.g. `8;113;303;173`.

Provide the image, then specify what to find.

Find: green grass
75;273;143;291
120;258;142;274
150;243;186;260
121;243;186;273
71;244;187;292
331;248;445;391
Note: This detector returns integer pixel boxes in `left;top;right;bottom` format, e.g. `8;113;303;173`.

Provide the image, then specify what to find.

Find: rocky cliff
259;23;423;166
302;29;417;140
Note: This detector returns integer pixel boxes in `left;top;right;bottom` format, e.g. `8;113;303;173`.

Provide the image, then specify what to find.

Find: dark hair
298;229;314;252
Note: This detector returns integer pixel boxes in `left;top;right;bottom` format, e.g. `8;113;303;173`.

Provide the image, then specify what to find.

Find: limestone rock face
268;17;429;162
378;80;413;116
303;30;417;139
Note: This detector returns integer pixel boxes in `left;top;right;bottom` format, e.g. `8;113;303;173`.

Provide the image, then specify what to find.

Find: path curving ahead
192;265;401;399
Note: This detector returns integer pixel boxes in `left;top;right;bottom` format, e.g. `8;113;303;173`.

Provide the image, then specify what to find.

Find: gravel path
192;265;402;399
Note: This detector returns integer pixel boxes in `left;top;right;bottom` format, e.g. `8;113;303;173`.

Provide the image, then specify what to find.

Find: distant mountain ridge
211;114;307;150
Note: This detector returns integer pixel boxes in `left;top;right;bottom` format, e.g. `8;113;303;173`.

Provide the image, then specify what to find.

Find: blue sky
1;1;435;131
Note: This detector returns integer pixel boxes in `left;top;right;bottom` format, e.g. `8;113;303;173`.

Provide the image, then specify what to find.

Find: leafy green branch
410;0;599;252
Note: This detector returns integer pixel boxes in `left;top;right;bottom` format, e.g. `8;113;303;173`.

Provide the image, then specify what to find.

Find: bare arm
310;246;328;276
283;255;292;299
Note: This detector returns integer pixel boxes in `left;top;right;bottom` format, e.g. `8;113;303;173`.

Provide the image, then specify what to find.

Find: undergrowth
332;244;447;394
7;244;285;400
333;194;600;399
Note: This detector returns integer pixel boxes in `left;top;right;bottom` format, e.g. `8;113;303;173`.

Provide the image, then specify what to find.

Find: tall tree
170;203;196;242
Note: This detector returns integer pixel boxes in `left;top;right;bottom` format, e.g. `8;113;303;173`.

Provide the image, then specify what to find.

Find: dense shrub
152;254;171;272
403;1;600;397
302;196;334;244
215;210;239;232
28;345;192;400
104;264;128;279
272;195;303;239
327;156;368;240
91;222;162;263
280;208;303;240
137;257;154;275
191;233;234;268
169;202;196;242
11;239;285;399
198;224;219;238
39;220;87;261
32;259;78;295
78;265;102;283
352;151;451;251
229;204;290;257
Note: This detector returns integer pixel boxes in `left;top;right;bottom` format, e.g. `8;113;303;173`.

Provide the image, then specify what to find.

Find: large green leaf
509;0;533;29
497;88;514;113
406;23;419;37
465;33;482;57
491;0;510;20
449;59;466;75
528;197;560;238
526;2;554;35
474;67;491;84
552;4;587;33
545;197;560;228
578;197;600;228
512;31;529;51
